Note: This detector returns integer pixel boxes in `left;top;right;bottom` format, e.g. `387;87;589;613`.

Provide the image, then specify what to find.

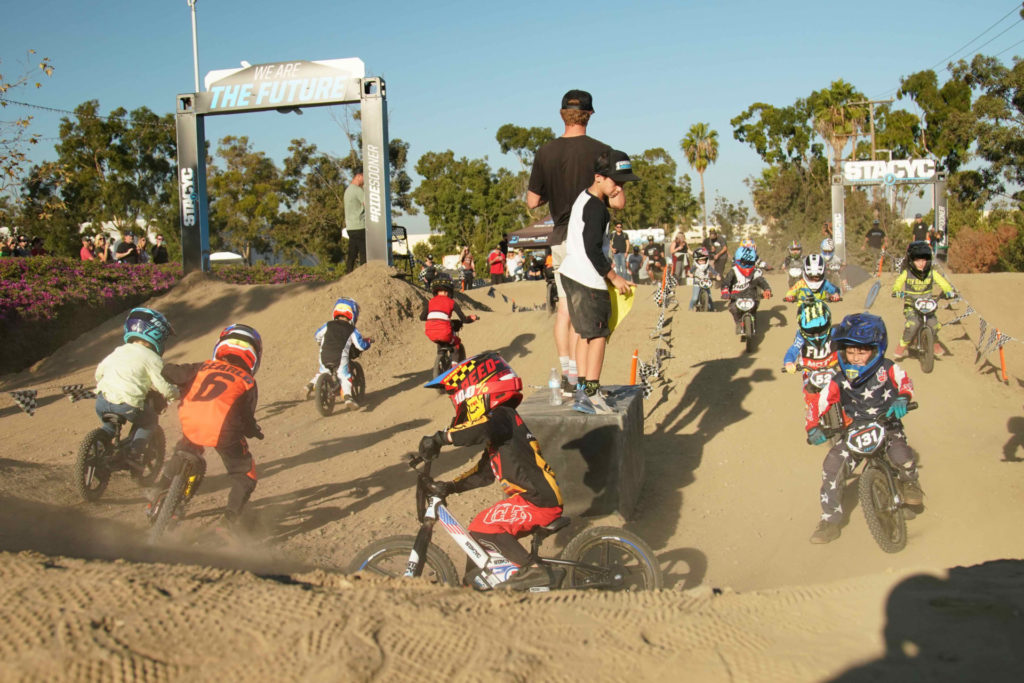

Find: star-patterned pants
819;428;918;522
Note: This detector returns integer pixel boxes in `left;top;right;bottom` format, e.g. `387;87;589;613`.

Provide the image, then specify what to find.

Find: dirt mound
2;265;1024;680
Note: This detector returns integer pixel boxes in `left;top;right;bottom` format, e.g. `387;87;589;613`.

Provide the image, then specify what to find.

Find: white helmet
803;254;826;291
820;238;834;253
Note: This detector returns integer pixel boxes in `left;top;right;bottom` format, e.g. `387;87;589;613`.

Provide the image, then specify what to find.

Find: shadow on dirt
831;560;1024;681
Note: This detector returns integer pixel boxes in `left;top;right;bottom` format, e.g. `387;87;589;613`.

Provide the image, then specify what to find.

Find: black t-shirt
703;236;727;259
116;242;139;264
611;231;628;253
644;244;664;266
865;227;886;249
911;222;929;242
528;135;611;243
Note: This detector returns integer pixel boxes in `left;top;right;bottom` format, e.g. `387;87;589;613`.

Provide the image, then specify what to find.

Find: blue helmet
123;307;174;356
798;301;832;347
833;313;887;386
734;246;757;266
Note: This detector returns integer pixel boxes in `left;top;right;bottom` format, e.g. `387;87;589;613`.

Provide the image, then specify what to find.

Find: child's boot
933;342;944;356
809;519;841;544
893;344;908;359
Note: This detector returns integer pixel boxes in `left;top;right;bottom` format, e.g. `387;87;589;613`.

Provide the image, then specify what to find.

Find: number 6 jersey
165;359;260;448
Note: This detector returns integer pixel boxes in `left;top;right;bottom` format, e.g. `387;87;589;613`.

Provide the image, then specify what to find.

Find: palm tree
680;123;719;237
811;80;867;176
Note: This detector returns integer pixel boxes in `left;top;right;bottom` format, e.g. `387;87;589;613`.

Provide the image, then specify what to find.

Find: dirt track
2;263;1023;681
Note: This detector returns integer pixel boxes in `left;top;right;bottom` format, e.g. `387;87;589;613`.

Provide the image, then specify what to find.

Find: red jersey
175;360;259;448
424;295;456;343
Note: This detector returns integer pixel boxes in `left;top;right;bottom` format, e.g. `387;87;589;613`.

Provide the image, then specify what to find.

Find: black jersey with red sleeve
445;405;562;509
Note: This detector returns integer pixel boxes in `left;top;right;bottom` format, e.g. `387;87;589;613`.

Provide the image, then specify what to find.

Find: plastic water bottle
548;368;563;406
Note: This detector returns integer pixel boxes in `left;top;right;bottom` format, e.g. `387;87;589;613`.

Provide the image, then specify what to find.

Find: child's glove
945;290;957;300
762;290;772;300
886;397;909;419
783;295;796;303
807;427;827;446
829;293;842;302
784;362;797;374
720;290;730;300
418;431;445;460
891;291;904;298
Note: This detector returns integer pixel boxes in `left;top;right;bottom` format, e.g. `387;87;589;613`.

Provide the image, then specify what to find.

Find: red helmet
430;352;523;425
213;323;263;375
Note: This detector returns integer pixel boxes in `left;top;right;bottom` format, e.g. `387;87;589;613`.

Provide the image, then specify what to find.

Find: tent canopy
508;217;554;248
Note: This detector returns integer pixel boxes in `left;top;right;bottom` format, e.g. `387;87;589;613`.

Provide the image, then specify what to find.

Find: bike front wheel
315;373;336;417
349;361;366;399
133;426;165;486
919;326;935;374
858;466;907;553
348;535;460;586
147;469;189;543
560;526;663;591
744;314;756;353
75;428;113;502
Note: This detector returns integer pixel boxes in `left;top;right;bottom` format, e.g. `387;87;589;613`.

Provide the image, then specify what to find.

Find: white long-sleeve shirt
95;343;179;408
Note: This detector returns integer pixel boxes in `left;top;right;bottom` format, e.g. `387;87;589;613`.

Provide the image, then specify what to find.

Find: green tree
277;138;348;264
412;150;525;269
809;80;867;175
613;148;698;233
207;135;283;264
897;68;973;174
731;100;822;166
680;123;719;236
494;124;555;170
0;50;54;197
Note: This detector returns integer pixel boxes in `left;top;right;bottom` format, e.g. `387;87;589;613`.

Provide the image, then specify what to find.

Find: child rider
156;324;265;528
783;301;839;415
783;253;842;304
720;245;772;337
891;240;957;359
805;313;923;544
418;352;563;591
305;298;374;409
94;307;180;459
420;273;478;365
688;246;719;311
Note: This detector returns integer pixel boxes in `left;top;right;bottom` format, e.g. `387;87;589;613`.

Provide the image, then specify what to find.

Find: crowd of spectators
1;232;170;264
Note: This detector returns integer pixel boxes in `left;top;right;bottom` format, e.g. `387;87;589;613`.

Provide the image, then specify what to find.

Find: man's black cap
561;89;594;112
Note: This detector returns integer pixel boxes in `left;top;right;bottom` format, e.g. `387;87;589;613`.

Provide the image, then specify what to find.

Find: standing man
151;234;169;264
863;219;887;264
115;233;139;264
704;228;728;280
527;89;616;396
487;244;506;286
911;213;929;243
610;222;629;278
344;166;366;272
80;235;95;261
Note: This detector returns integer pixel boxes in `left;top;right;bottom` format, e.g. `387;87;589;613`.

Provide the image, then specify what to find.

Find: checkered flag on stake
9;390;38;416
61;384;97;403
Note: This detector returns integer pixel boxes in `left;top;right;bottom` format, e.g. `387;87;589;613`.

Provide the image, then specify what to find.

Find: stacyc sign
842;159;936;185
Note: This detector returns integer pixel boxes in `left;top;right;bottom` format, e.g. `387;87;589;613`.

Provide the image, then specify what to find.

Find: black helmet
431;272;454;295
906;241;932;279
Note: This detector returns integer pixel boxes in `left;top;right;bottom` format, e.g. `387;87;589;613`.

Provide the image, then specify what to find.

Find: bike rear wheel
315;373;336;417
75;428;113;502
434;348;452;379
560;527;663;590
132;426;165;486
858;467;907;553
348;535;459;586
919;326;935;374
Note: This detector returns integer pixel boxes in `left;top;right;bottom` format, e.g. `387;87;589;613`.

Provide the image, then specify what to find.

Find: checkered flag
61;384;97;403
511;301;518;313
979;318;988;349
9;390;38;416
501;294;509;303
487;287;496;298
666;275;678;290
997;332;1013;349
978;328;1000;360
948;305;975;325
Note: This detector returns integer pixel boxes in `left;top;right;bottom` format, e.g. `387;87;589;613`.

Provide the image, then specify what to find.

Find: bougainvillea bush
0;257;340;375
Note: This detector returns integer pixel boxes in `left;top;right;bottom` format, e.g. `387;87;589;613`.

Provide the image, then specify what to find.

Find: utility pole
847;98;894;160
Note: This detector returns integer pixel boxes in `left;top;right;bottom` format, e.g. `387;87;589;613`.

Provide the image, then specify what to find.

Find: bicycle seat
531;516;570;540
101;412;128;425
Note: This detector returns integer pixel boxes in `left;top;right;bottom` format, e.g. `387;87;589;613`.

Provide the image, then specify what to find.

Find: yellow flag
608;284;635;337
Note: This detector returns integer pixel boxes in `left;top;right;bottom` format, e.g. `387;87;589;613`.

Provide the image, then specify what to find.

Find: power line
994;36;1024;57
0;98;174;130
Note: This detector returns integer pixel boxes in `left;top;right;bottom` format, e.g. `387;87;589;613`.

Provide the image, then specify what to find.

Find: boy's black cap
561;89;594;112
595;150;639;184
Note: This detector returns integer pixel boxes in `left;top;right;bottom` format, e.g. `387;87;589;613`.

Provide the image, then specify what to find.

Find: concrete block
517;385;645;519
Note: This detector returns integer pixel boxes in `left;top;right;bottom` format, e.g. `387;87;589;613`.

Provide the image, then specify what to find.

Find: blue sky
3;0;1022;232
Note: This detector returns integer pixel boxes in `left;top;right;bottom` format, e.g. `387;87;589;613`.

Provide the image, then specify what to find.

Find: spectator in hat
13;235;31;257
151;234;169;264
80;235;96;261
344;166;366;272
115;233;139;264
527;89;619;396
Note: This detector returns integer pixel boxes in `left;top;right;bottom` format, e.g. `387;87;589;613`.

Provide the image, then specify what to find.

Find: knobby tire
560;526;663;590
133;426;165;486
75;428;112;502
920;326;935;374
147;469;189;543
348;535;459;585
315;373;336;417
350;361;366;399
858;467;907;553
744;314;756;354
